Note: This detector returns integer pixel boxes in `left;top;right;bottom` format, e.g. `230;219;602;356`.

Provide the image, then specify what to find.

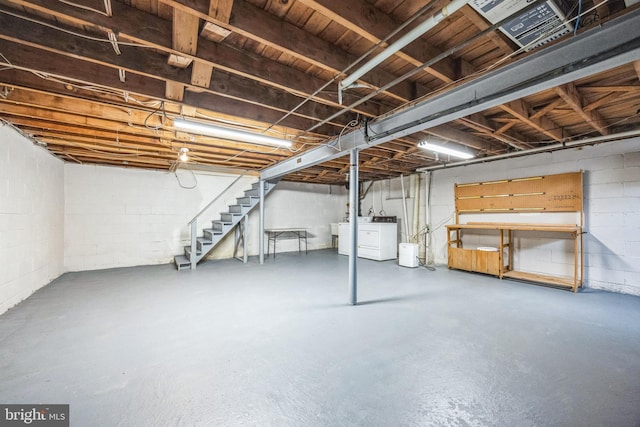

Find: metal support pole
190;220;197;270
349;149;359;305
259;179;265;265
243;215;248;264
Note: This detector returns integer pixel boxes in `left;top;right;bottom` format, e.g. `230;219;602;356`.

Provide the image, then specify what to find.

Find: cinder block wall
64;164;348;271
63;164;255;271
0;124;64;314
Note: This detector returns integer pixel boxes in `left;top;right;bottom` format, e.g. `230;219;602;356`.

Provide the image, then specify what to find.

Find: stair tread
203;228;222;234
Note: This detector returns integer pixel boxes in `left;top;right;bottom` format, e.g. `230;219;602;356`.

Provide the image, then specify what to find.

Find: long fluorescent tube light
418;141;474;159
339;0;469;94
174;119;292;148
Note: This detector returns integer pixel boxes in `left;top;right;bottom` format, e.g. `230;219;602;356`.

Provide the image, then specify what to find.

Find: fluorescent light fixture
418;141;474;160
339;0;469;94
174;118;292;148
179;147;189;162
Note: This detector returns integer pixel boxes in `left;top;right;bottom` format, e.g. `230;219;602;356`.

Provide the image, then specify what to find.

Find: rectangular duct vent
470;0;574;51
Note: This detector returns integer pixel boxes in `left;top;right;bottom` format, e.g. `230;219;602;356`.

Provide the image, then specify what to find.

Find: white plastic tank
399;243;419;268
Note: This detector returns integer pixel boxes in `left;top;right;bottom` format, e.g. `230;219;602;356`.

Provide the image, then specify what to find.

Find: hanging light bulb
179;147;189;162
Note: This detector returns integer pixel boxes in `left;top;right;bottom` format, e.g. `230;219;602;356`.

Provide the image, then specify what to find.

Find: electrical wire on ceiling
143;101;167;131
575;0;584;35
264;0;441;135
0;54;162;108
296;0;551;138
329;119;361;152
299;0;609;146
58;0;111;16
174;168;198;189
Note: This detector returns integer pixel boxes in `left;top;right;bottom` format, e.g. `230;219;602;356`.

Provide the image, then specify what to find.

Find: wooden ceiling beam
530;98;565;120
0;0;385;116
0;0;482;152
0;41;342;136
42;138;274;166
500;100;564;141
458;113;532;150
159;0;421;102
0;100;297;158
16;124;288;162
554;83;610;135
0;15;356;128
190;0;234;87
7;114;292;156
295;0;458;84
291;0;538;152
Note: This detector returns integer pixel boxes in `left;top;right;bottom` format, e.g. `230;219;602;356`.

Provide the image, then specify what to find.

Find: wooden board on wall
455;172;583;213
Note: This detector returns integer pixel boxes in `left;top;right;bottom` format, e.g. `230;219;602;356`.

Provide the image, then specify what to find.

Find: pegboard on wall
454;172;583;216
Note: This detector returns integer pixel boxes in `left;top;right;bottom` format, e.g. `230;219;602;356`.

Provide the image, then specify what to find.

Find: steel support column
259;179;265;265
349;148;359;306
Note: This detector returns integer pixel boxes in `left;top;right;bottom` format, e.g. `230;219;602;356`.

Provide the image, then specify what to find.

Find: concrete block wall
253;181;347;255
427;138;640;296
0;124;64;314
64;164;256;271
64;164;348;270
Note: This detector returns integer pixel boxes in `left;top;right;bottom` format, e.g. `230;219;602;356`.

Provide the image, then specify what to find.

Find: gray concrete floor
1;249;639;427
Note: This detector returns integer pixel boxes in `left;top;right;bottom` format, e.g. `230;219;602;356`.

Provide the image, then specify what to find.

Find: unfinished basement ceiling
0;0;639;184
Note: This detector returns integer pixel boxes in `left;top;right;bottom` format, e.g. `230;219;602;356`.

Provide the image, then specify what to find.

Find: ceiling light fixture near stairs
174;119;292;148
179;147;189;162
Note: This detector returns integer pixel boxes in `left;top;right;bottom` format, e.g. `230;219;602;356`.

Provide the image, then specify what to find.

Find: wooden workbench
446;222;583;291
447;172;584;292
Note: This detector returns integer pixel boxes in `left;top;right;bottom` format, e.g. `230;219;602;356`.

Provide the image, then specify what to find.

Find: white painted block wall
64;165;256;270
257;181;347;255
64;164;348;270
0;124;64;314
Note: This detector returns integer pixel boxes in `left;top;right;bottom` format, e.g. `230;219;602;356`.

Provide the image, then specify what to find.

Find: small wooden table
265;228;309;258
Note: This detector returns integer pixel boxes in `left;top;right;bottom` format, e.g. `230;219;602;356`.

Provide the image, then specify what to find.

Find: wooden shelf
502;271;576;289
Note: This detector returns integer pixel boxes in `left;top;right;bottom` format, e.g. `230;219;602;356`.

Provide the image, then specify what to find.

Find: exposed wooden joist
500;100;564;141
0;0;486;151
0;15;357;126
458;113;532;150
295;0;458;84
157;0;421;101
554;83;610;135
167;9;199;100
0;0;386;115
0;40;343;135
